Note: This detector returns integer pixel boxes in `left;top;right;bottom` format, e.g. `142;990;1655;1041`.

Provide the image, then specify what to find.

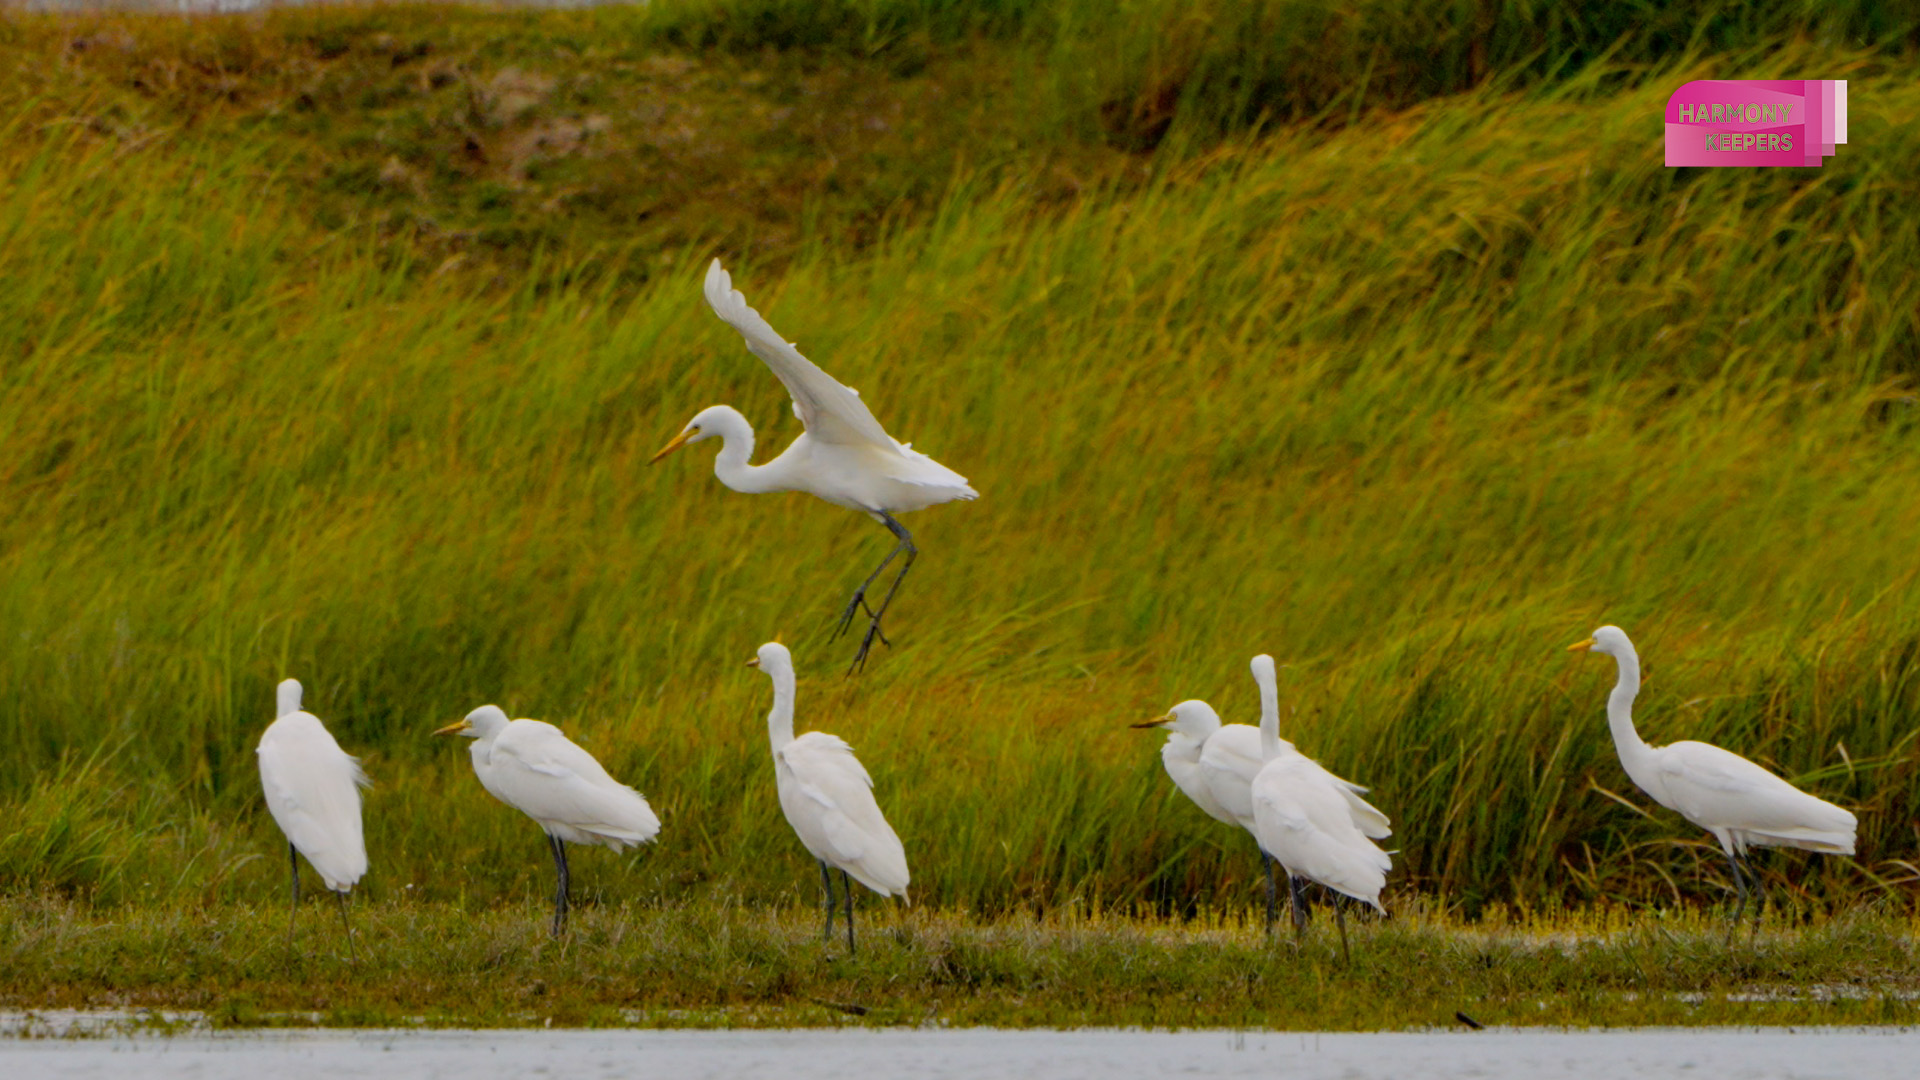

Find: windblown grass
0;4;1916;930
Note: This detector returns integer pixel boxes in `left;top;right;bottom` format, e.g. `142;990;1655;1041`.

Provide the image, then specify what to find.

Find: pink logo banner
1665;80;1848;167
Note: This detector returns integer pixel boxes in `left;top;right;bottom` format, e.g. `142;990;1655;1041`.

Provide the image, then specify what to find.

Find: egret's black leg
836;538;905;638
1290;876;1311;933
335;890;357;964
836;512;913;637
846;515;917;674
842;870;857;955
286;842;301;953
1744;852;1766;941
1334;895;1351;965
1261;852;1276;937
820;861;837;944
548;834;571;938
1724;850;1749;944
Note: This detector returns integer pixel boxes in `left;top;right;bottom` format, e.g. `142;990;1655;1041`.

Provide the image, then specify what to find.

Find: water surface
3;1026;1914;1079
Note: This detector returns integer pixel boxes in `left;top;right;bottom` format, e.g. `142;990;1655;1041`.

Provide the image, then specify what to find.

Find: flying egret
651;260;978;672
257;678;369;959
434;705;661;937
1249;724;1393;962
1569;625;1857;937
1134;655;1389;933
749;641;910;953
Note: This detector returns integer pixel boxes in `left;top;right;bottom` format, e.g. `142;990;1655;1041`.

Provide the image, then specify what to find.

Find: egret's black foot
834;590;881;639
846;617;893;674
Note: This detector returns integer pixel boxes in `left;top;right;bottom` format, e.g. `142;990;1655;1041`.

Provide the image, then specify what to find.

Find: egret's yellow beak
433;719;472;736
746;656;761;668
1130;712;1173;729
1566;637;1596;653
649;428;697;465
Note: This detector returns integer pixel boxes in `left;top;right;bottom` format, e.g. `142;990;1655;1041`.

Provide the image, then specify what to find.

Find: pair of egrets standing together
1134;629;1859;955
262;259;1858;955
259;641;907;951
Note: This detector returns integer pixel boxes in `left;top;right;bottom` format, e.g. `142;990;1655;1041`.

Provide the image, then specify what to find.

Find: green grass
3;897;1917;1029
0;1;1917;946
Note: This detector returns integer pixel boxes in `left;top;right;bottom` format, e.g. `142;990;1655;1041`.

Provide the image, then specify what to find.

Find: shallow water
3;1027;1916;1079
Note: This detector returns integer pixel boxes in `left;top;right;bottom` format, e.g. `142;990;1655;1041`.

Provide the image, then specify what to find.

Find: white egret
651;260;978;672
1134;654;1388;933
434;705;661;937
749;642;910;952
257;678;369;959
1250;733;1393;962
1569;625;1857;936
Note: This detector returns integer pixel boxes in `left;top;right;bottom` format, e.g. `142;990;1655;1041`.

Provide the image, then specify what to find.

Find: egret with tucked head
435;705;661;937
1569;625;1856;938
749;642;909;953
257;678;369;959
651;260;978;672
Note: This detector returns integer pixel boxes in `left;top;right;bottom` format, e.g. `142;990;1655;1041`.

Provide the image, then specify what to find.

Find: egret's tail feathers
1750;828;1856;855
1340;790;1393;841
845;852;911;900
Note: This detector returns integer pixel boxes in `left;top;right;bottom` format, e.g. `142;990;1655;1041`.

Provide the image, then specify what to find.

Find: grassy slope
0;1;1917;944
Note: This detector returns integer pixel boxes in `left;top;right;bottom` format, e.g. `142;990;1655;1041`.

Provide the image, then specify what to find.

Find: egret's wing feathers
777;733;909;897
258;713;369;892
1251;762;1391;909
1197;724;1268;830
704;259;894;449
490;721;661;847
1657;741;1856;852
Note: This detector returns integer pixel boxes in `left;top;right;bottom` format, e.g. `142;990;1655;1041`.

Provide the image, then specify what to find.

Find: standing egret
651;260;978;672
1569;625;1857;937
257;678;369;959
749;642;909;953
1134;655;1388;933
434;705;661;937
1249;729;1393;962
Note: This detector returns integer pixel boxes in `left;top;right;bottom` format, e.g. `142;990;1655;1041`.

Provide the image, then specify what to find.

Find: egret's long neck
708;410;786;495
1256;670;1282;762
276;681;301;718
766;665;797;752
1604;647;1654;774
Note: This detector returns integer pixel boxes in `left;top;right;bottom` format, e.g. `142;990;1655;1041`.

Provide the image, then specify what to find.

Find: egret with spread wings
257;678;370;959
652;260;978;672
435;705;661;937
1569;625;1856;939
749;642;909;953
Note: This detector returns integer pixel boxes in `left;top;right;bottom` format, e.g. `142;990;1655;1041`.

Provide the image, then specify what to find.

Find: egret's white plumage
1570;625;1856;929
1248;690;1393;960
258;678;369;894
1135;655;1390;933
653;260;978;670
257;678;369;957
750;642;908;951
1249;759;1393;913
1198;656;1390;842
436;705;659;935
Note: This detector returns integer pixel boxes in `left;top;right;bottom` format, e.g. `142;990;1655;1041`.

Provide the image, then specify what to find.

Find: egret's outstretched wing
258;714;370;892
490;721;661;847
704;259;895;449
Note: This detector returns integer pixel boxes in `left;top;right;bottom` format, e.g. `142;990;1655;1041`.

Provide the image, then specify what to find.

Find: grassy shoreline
3;898;1917;1030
